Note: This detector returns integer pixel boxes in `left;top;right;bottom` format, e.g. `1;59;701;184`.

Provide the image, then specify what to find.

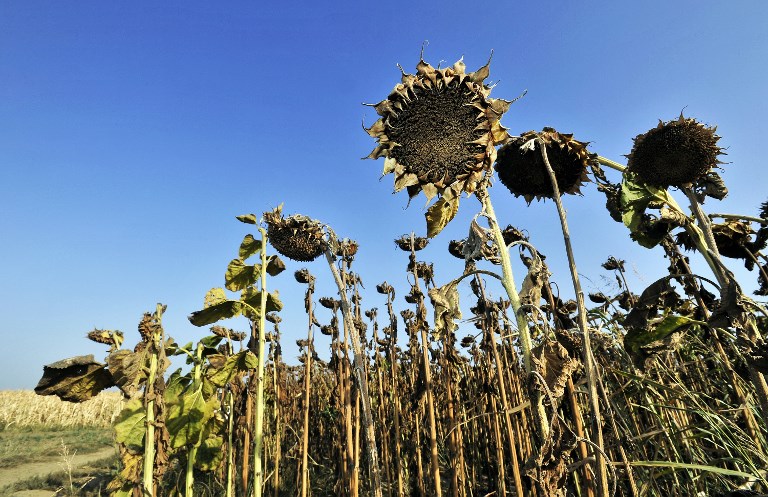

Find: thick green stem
252;228;269;497
477;187;549;442
539;139;610;497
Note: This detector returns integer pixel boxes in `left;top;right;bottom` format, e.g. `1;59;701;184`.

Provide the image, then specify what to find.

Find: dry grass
0;390;124;429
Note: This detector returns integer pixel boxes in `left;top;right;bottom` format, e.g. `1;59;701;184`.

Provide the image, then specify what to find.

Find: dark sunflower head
627;114;724;188
494;128;594;203
263;205;327;262
366;54;512;203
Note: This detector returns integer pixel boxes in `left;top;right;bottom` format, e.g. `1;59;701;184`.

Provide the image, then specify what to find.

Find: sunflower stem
251;227;269;497
708;213;768;225
324;248;383;497
597;155;626;173
477;186;550;443
539;138;610;497
680;186;768;423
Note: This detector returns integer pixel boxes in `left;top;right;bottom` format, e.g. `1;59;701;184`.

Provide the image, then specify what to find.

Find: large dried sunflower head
494;128;594;203
263;205;326;262
627;114;725;188
366;53;512;204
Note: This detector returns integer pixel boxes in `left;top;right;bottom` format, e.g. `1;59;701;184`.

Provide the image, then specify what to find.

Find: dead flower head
263;205;327;262
365;52;512;214
494;128;594;203
627;114;725;188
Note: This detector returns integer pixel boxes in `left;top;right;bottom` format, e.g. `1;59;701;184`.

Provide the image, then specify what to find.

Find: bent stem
539;139;610;497
476;186;550;443
324;248;383;497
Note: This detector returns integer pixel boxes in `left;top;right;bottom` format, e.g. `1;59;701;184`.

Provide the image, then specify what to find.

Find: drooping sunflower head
627;114;725;188
494;128;594;203
366;53;512;203
263;205;327;262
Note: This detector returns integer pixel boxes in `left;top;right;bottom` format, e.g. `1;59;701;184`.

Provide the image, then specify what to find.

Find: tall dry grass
0;390;124;429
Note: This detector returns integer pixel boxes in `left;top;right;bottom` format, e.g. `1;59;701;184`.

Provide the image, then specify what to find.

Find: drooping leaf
236;213;258;225
428;281;462;339
114;397;146;449
188;300;243;327
425;195;460;238
265;255;286;276
35;355;115;403
106;348;149;398
239;233;261;260
240;288;283;320
196;434;225;472
620;172;675;248
206;350;258;387
225;258;261;291
624;314;703;369
166;386;218;448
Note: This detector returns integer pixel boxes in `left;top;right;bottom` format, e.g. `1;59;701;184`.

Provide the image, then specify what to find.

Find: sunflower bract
494;128;593;203
366;55;511;203
263;205;327;262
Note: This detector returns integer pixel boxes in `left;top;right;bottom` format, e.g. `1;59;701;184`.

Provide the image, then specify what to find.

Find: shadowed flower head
263;205;327;262
494;128;594;203
627;114;725;188
365;52;512;235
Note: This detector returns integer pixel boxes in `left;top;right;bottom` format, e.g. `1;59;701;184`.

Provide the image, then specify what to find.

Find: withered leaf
35;355;115;403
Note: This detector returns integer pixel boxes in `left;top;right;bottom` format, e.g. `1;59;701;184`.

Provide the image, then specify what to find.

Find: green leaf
204;287;227;308
619;172;674;248
240;288;284;320
624;314;702;359
239;234;261;260
206;350;259;387
166;386;218;448
34;355;115;403
225;258;261;291
188;300;243;327
628;461;756;479
425;195;460;238
236;213;258;224
196;434;225;472
114;397;146;449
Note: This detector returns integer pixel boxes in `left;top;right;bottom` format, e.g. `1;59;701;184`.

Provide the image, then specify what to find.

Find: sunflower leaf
225;258;261;291
239;234;261;260
188;300;243;327
425;196;460;238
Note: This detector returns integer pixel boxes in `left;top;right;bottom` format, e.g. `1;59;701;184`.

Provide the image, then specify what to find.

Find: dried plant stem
142;304;163;497
324;249;384;497
539;139;610;497
681;187;768;421
475;275;525;496
252;227;270;497
410;241;442;497
708;213;768;225
300;282;314;497
477;186;550;442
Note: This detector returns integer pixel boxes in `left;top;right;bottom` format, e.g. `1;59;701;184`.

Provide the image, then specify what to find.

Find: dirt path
0;446;116;495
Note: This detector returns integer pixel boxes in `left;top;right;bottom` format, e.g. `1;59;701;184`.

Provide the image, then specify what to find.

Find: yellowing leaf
425;195;460;238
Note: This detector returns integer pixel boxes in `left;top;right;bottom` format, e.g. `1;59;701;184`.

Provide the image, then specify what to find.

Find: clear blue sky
2;1;767;389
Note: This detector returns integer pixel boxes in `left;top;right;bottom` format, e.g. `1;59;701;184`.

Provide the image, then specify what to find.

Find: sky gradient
2;1;767;389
